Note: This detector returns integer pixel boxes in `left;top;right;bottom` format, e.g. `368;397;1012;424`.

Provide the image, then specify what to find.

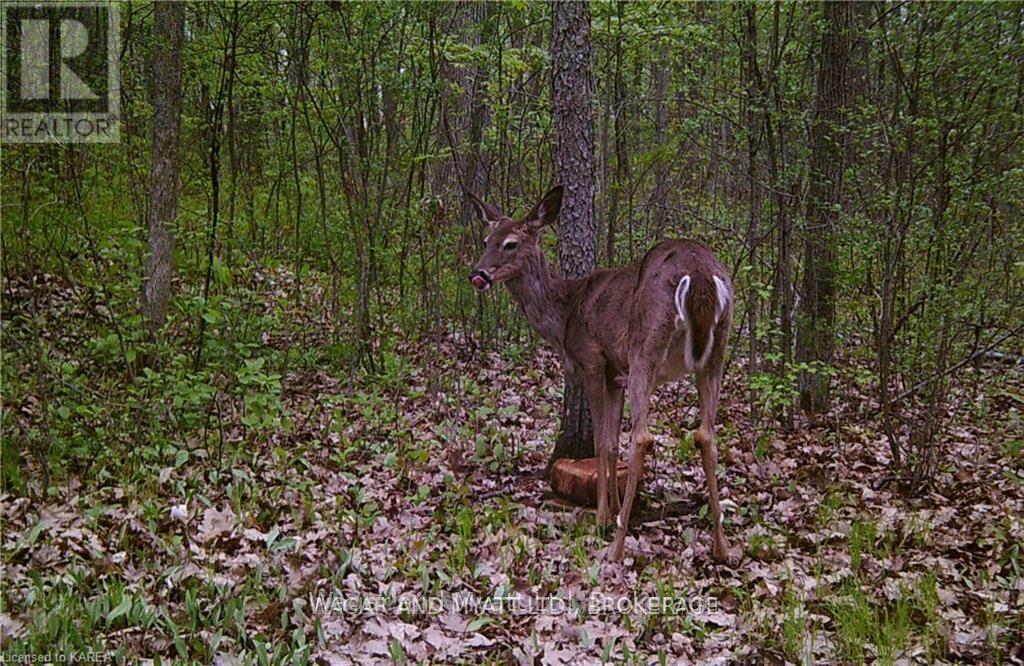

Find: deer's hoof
711;540;740;566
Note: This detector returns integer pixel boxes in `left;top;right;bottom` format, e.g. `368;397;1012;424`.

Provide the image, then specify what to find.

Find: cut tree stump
550;457;629;507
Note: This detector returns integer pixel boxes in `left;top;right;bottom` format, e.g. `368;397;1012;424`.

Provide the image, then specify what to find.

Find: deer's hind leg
695;364;730;563
604;383;624;517
581;373;614;527
609;363;655;562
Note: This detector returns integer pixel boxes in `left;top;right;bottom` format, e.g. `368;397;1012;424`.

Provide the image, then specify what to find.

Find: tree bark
141;1;184;331
743;5;763;419
458;2;496;229
796;0;855;414
549;0;597;466
650;38;670;236
605;3;628;265
765;1;795;430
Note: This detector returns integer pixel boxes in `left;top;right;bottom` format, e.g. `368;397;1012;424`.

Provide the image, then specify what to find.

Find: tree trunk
458;2;496;229
606;0;628;264
650;38;670;237
549;0;597;466
796;0;855;414
743;5;763;420
765;1;794;430
141;1;184;331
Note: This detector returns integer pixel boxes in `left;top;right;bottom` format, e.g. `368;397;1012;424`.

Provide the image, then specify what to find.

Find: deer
467;186;735;563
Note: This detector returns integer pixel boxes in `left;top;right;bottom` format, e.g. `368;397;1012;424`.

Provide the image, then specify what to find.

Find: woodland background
2;1;1022;662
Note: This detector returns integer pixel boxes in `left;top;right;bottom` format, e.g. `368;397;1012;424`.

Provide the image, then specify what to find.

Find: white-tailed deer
468;186;735;563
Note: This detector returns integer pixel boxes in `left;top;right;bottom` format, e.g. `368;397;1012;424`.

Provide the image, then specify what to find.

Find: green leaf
602;635;617;663
212;256;232;286
389;638;406;663
466;616;493;632
271;536;297;552
107;595;132;625
173;634;188;659
22;519;47;550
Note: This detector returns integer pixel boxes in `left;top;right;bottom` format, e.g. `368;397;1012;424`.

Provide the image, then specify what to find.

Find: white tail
713;275;730;320
675;274;731;370
674;275;691;324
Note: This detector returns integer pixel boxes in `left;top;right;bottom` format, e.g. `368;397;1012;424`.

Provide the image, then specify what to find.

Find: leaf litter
2;269;1022;662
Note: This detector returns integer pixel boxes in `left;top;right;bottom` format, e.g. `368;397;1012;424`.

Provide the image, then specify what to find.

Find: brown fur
469;187;735;563
686;273;718;363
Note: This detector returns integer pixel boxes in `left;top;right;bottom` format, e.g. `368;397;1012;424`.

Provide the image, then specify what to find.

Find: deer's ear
526;185;563;230
468;193;503;227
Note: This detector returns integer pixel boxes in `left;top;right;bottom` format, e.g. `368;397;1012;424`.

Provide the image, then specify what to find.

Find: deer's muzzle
469;270;492;291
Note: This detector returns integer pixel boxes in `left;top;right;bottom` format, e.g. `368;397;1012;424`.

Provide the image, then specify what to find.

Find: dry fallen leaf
196;505;236;544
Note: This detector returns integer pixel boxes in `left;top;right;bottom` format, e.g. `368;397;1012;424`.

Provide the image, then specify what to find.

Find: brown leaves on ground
2;270;1022;662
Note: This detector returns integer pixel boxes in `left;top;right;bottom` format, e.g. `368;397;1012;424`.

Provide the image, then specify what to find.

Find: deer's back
565;240;732;377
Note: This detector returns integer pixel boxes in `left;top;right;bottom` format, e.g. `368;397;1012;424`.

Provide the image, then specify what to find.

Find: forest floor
2;268;1023;664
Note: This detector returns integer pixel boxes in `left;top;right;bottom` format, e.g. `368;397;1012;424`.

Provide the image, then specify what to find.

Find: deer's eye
502;241;518;252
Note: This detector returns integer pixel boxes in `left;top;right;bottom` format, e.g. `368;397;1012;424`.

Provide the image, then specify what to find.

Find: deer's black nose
469;270;492;291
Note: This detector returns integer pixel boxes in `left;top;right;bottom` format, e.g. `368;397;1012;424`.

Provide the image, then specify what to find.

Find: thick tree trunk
549;0;597;466
796;0;855;414
141;1;184;331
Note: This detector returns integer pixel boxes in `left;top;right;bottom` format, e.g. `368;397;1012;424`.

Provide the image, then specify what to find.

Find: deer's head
467;186;563;291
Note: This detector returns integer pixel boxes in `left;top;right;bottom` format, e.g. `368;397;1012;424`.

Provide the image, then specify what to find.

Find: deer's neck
505;251;577;352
